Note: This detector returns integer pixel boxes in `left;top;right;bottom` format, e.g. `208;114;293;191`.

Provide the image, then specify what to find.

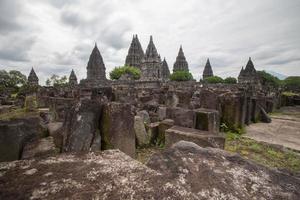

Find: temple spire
125;34;144;68
69;69;78;86
203;58;214;79
144;35;160;63
161;57;170;80
173;45;189;72
86;43;106;81
28;67;39;86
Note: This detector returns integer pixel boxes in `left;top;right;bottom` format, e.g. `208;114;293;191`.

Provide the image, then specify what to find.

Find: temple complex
202;58;214;79
173;46;189;72
161;58;170;81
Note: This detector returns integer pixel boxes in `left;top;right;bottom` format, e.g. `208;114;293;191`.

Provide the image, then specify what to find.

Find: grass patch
0;108;38;120
282;91;299;97
225;133;300;173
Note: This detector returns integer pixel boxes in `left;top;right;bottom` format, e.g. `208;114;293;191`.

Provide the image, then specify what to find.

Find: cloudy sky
0;0;299;84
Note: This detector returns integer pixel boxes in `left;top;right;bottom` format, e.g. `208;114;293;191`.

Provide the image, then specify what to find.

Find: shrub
170;70;193;81
283;76;300;92
224;77;237;84
257;71;281;87
109;66;141;80
204;76;224;84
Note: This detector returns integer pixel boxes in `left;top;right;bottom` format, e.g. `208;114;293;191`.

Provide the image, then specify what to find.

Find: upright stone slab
63;99;102;152
134;116;149;146
194;108;219;134
165;126;225;149
101;102;135;158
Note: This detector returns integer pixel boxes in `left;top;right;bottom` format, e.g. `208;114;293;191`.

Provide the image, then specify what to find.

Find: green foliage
283;76;300;91
109;66;141;80
224;77;237;84
0;70;27;94
257;70;281;87
170;70;193;81
204;76;224;84
46;74;68;87
0;108;38;120
225;136;300;172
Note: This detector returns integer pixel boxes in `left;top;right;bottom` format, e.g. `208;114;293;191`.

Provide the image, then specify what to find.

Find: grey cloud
0;35;35;62
0;0;23;34
47;0;79;8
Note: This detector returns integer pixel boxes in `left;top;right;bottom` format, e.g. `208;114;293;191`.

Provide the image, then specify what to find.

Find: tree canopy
109;66;141;80
257;71;281;87
0;70;27;94
204;76;224;84
170;70;193;81
283;76;300;92
224;77;237;84
46;74;68;87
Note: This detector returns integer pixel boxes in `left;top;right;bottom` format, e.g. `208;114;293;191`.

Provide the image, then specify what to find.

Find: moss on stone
100;108;114;150
24;96;38;112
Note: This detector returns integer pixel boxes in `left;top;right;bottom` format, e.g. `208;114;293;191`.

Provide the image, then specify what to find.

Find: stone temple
173;46;189;72
27;67;39;86
68;69;78;87
238;57;258;84
202;58;214;79
125;35;144;68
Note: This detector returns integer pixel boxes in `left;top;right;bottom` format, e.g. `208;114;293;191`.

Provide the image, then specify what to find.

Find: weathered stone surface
173;46;189;72
158;106;167;121
0;150;184;200
0;117;46;162
146;122;159;144
47;122;63;150
62;99;102;152
194;108;220;134
137;110;150;124
101;102;135;158
165;126;225;149
166;107;195;128
21;137;58;159
147;141;300;200
202;58;214;79
134;116;149;146
158;119;174;145
259;106;272;123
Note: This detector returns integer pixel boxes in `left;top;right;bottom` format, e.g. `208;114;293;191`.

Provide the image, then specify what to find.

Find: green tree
257;71;281;87
46;74;68;87
170;70;193;81
0;70;27;94
109;66;141;80
204;76;224;84
283;76;300;92
224;77;237;84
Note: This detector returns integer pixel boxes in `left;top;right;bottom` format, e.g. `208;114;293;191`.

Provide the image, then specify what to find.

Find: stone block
101;102;135;158
194;108;219;134
158;119;174;145
165;126;225;149
158;106;167;121
166;107;195;128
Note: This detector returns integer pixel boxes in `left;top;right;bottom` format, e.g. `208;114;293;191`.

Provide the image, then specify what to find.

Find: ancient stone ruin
0;34;299;199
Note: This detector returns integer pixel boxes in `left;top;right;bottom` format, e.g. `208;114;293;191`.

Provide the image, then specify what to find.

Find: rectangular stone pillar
194;108;219;134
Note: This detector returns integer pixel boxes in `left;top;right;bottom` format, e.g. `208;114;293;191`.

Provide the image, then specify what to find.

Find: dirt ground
245;106;300;151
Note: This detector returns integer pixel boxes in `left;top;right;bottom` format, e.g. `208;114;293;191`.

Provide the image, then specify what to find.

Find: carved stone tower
161;58;170;81
86;43;107;82
238;57;258;84
69;69;78;86
173;46;189;72
203;58;214;79
28;67;39;86
125;35;144;68
140;36;162;81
